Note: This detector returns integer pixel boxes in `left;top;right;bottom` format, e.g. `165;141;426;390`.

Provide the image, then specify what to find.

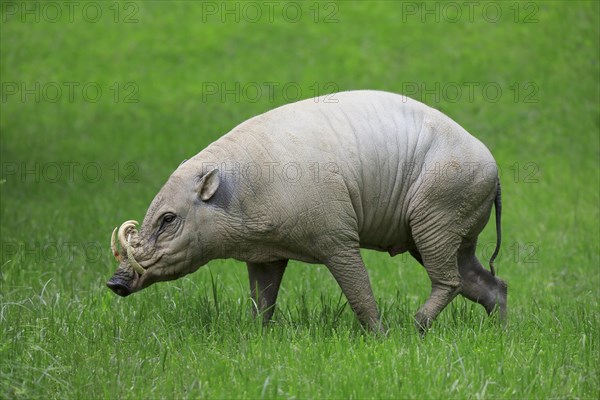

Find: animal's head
106;167;226;296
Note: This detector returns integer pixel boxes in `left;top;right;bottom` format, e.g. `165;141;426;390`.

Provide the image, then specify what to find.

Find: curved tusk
110;227;122;262
118;219;139;250
126;233;145;275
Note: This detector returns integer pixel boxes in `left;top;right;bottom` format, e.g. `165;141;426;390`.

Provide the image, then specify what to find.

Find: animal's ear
197;169;220;201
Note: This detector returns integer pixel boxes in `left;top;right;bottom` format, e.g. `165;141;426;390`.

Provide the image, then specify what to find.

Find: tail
489;179;502;276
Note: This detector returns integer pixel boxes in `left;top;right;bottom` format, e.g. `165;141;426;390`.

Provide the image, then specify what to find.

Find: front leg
247;260;288;323
326;251;384;334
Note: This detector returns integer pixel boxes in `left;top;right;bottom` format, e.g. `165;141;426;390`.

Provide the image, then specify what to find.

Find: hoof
414;311;433;336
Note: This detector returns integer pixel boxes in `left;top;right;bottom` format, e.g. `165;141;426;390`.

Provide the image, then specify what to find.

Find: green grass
1;1;599;398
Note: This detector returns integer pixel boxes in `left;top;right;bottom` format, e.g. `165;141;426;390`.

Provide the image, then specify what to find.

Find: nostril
107;279;131;297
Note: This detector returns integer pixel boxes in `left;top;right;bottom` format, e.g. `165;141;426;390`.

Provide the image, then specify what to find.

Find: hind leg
458;243;507;322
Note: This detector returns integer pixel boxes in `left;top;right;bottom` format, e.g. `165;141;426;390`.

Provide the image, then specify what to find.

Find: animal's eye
163;214;176;224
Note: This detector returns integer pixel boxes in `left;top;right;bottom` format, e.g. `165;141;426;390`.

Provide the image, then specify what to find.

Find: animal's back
198;90;495;258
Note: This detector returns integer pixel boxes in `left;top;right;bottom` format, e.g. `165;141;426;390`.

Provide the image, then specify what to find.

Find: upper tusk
126;233;145;275
110;227;122;262
118;219;139;249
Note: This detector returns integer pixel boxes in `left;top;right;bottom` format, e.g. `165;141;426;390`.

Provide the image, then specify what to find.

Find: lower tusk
111;227;122;262
126;234;145;275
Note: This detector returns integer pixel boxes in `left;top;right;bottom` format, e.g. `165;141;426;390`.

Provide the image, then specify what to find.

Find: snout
107;276;132;297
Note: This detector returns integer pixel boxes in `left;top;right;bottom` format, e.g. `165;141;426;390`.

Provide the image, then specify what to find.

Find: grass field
1;1;599;399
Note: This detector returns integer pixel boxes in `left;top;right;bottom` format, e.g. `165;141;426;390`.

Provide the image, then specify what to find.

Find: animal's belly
359;225;412;256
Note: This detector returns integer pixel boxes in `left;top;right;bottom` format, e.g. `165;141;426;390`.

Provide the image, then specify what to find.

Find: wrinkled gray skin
107;90;507;334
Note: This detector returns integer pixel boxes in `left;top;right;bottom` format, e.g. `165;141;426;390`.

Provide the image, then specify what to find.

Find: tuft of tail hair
489;180;502;276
